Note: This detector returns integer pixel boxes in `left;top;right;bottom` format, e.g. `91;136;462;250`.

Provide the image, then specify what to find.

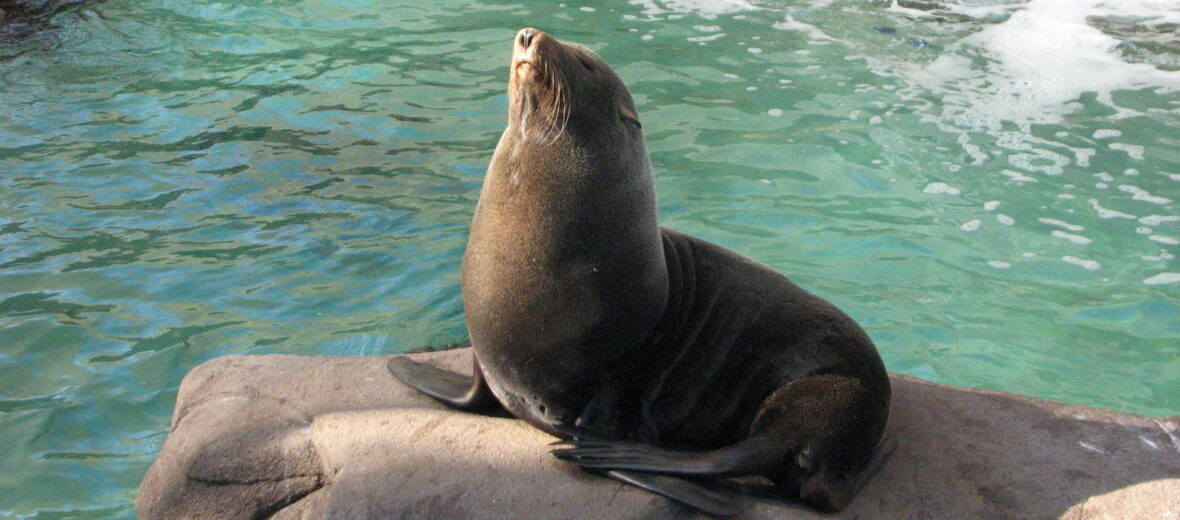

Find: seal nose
518;28;537;50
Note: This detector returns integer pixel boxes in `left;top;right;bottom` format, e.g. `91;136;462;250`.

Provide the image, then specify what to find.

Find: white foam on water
988;260;1012;269
1000;170;1037;183
1119;184;1173;205
1140;215;1180;226
885;0;942;18
1110;143;1146;160
1072;147;1095;168
1088;198;1137;219
891;0;1180;160
997;214;1015;226
1038;217;1084;231
1052;230;1093;245
631;0;757;16
858;0;1179;215
1063;255;1102;270
941;1;1029;21
772;15;845;45
1144;272;1180;285
955;0;1180;127
961;219;982;231
923;182;961;195
1009;148;1068;175
1149;235;1180;245
984;200;1001;211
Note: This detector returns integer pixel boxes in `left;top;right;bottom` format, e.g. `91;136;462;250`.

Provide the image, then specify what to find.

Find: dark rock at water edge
0;0;104;41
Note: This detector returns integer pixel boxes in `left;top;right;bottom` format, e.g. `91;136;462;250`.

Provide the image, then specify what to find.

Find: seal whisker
554;82;571;145
544;61;566;146
545;79;567;146
517;85;531;141
556;69;572;143
540;63;557;144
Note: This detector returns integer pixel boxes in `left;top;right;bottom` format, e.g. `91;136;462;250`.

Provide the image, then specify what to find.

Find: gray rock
0;0;87;23
137;349;1180;519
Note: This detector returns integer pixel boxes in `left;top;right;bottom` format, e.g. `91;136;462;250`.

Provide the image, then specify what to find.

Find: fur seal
388;27;893;515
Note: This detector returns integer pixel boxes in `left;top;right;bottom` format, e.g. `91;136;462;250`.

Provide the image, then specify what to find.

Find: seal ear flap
619;106;642;129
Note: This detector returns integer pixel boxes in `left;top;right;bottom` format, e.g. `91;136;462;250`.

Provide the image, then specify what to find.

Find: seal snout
518;28;537;50
513;28;547;84
513;27;546;58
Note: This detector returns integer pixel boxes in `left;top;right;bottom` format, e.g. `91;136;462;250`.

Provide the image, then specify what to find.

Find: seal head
507;27;643;146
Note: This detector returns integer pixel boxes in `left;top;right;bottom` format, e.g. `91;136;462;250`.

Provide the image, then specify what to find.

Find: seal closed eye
388;27;893;516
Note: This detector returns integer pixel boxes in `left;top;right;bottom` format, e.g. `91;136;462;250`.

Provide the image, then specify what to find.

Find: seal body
389;28;892;514
461;36;667;428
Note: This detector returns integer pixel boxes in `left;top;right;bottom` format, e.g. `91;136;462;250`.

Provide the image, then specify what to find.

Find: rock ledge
136;349;1180;519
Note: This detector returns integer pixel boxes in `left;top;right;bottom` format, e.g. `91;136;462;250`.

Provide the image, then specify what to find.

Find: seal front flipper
387;355;499;412
605;470;751;517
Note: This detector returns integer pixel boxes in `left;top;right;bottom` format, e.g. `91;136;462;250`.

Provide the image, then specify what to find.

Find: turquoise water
1;0;1177;516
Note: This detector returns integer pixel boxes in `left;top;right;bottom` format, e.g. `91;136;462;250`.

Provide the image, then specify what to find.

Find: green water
1;0;1177;516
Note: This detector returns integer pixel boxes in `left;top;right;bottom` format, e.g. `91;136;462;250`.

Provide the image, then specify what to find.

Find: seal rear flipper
387;355;499;412
606;470;750;517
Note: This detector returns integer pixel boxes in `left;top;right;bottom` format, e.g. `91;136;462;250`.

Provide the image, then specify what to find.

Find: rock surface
136;349;1180;519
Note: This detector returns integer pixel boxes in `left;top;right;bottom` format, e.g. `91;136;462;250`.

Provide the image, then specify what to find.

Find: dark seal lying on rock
388;27;894;516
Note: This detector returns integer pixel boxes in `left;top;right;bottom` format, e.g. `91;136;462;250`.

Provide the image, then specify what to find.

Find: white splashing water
630;0;757;17
910;0;1180;130
923;182;961;195
1063;255;1102;270
1144;272;1180;285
